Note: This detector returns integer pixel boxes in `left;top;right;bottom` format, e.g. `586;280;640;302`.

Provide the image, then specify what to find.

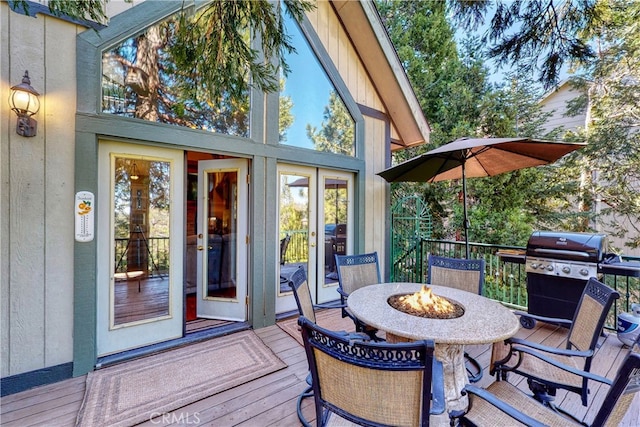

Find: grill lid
526;231;608;263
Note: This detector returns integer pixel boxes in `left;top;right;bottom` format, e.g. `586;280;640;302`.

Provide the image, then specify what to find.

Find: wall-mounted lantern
9;70;40;137
130;162;139;181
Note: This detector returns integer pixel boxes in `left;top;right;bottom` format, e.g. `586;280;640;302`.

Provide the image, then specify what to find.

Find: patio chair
287;266;350;326
335;252;384;341
427;255;486;383
280;234;291;265
299;316;446;427
491;276;620;409
285;267;369;426
452;350;640;427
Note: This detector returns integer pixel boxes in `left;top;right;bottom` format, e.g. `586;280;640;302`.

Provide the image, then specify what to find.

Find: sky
280;14;333;150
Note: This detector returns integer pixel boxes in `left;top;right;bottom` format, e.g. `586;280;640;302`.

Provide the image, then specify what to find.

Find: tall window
279;13;355;155
101;14;249;137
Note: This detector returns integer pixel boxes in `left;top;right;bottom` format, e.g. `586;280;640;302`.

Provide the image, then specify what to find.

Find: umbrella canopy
377;137;586;257
287;177;348;188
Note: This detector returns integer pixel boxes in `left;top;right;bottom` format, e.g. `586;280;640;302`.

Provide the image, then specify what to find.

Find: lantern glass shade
9;71;40;137
10;83;40;116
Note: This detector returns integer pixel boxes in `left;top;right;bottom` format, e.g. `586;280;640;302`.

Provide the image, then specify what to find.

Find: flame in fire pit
388;285;464;319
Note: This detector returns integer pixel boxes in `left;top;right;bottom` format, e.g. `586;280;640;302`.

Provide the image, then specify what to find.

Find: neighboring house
539;80;640;257
539;80;586;134
1;0;431;394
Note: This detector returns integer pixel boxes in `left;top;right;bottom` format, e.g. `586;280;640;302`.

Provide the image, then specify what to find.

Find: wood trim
357;103;388;121
1;363;73;396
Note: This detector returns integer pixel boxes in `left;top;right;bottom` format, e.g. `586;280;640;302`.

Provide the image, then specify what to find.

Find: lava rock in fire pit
388;285;465;319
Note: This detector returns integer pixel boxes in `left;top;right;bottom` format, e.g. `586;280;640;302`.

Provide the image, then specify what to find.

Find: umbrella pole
462;161;470;259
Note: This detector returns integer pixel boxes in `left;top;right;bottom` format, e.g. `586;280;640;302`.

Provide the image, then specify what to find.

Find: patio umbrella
377;137;587;258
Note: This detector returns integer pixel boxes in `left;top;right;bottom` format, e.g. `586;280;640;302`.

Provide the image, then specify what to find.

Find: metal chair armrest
313;301;346;310
511;345;612;385
507;337;593;358
460;384;548;427
513;310;573;328
430;359;446;415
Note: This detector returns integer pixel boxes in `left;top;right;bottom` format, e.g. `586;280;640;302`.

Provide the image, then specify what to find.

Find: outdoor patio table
347;282;519;426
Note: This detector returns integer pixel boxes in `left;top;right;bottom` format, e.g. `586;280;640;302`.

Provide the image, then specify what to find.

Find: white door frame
196;159;248;321
96;141;184;356
276;165;317;314
316;169;354;303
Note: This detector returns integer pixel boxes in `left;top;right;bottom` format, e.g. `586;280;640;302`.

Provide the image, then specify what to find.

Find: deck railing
398;239;640;330
118;233;638;330
114;237;170;277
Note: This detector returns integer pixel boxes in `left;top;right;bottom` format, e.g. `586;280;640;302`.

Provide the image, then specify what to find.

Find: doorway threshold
96;321;250;369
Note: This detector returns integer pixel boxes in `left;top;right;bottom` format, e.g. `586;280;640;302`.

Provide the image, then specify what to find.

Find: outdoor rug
75;330;286;427
277;309;357;345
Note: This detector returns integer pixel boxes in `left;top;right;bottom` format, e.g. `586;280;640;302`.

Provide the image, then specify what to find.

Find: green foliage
451;0;601;89
278;79;295;143
379;0;593;247
13;0;314;106
564;0;640;250
10;0;112;23
172;0;315;105
306;92;355;155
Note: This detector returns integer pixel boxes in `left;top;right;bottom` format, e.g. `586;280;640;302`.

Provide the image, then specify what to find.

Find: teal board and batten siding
2;0;400;388
1;2;79;381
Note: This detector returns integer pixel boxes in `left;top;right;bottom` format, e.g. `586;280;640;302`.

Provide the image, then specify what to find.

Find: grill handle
530;248;593;259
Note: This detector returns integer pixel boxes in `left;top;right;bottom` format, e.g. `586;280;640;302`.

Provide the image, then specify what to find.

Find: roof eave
332;0;430;151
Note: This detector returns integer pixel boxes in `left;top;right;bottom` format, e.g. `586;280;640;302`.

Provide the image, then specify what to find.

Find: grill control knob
562;266;571;274
580;268;590;276
546;265;554;272
531;263;539;269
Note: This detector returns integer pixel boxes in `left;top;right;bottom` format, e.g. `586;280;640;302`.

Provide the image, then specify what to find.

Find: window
101;14;249;137
279;13;355;155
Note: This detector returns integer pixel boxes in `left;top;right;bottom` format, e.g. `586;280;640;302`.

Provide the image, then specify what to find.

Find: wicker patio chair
286;267;369;427
452;350;640;427
299;316;445;427
491;277;620;409
280;234;291;265
427;255;486;382
335;252;384;341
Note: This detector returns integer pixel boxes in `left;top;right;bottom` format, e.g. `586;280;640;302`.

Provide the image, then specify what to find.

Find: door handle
197;245;204;251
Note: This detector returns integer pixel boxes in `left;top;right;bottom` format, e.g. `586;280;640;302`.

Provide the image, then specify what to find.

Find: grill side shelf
600;262;640;277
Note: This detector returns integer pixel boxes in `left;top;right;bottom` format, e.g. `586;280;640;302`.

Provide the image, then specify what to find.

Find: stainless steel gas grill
522;231;608;328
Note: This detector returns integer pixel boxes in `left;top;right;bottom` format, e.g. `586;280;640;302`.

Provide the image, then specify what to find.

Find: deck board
1;310;638;426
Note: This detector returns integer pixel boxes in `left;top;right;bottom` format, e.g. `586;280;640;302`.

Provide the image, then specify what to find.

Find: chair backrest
567;277;620;354
287;267;316;323
334;252;381;296
427;255;485;295
593;351;640;427
280;234;291;265
299;316;439;427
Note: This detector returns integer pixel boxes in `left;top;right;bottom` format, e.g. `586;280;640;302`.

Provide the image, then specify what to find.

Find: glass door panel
196;159;248;321
277;166;316;314
318;170;353;303
112;157;170;325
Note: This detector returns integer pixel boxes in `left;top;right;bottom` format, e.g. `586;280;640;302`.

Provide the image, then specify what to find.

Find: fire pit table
347;282;519;425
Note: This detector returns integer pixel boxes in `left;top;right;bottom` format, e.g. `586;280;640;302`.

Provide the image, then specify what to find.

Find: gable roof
332;0;430;151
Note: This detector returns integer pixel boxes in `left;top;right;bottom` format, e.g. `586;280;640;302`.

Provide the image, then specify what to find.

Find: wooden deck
1;310;638;426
